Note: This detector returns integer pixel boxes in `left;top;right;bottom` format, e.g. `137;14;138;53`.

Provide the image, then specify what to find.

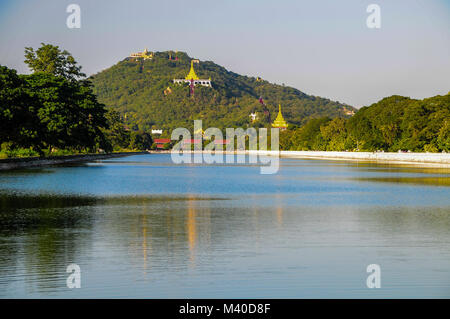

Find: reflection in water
353;176;450;186
0;154;449;298
275;193;283;228
0;193;449;298
276;207;283;227
187;195;197;266
350;165;450;175
142;212;148;275
0;193;98;211
0;200;95;294
0;192;224;296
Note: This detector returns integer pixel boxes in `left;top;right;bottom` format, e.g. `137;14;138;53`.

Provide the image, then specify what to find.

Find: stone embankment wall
0;152;146;171
244;150;450;165
278;151;450;165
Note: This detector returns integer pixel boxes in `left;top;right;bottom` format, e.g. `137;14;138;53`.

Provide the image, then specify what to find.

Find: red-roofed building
154;138;171;144
182;139;202;144
154;138;171;150
213;139;230;145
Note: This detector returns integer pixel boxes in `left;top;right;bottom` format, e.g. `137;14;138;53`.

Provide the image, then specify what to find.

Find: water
0;154;449;298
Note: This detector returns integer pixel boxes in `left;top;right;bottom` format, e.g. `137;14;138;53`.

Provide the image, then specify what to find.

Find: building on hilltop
130;48;154;60
173;60;211;87
343;107;355;116
272;104;288;130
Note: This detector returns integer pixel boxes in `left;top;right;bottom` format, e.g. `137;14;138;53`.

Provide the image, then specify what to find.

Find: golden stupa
185;60;199;80
272;104;288;129
173;59;211;87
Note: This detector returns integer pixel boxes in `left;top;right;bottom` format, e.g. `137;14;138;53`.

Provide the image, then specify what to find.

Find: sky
0;0;449;108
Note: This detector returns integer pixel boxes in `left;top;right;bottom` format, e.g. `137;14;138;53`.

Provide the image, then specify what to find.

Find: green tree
437;120;450;152
102;110;131;151
290;117;330;150
0;66;27;144
320;117;350;151
129;131;153;150
2;62;109;156
279;129;293;150
24;43;85;81
21;72;108;153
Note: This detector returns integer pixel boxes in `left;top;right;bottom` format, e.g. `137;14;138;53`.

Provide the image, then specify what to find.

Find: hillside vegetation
90;51;355;131
281;93;450;152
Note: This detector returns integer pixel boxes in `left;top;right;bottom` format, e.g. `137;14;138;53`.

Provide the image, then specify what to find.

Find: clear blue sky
0;0;449;107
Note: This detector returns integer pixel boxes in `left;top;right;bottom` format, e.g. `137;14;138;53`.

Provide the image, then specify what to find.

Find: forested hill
90;51;356;131
280;93;450;152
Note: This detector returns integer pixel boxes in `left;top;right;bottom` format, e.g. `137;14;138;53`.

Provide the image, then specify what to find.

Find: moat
0;154;449;298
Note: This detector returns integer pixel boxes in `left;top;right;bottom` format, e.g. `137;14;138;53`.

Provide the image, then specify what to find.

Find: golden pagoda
185;60;199;80
272;104;288;130
173;59;211;87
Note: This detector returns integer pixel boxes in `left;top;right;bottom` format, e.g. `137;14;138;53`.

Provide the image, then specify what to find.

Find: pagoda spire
185;60;199;80
173;59;211;87
272;104;288;130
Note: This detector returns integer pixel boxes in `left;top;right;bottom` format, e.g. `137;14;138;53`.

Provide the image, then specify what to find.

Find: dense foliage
24;43;86;82
281;94;450;152
90;51;355;132
0;64;109;156
1;44;152;158
102;109;153;152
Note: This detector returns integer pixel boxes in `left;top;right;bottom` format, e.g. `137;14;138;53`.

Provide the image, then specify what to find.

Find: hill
90;51;356;131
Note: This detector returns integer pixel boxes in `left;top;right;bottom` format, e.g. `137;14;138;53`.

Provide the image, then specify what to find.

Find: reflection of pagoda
173;60;211;87
272;104;288;130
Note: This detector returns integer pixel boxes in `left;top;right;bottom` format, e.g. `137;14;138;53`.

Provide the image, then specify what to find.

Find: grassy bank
0;146;144;160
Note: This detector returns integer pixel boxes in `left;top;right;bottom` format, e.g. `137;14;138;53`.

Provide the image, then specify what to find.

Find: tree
320;117;350;151
3;42;125;157
279;129;293;150
437;120;450;152
347;111;380;151
0;66;27;144
21;72;108;153
129;131;153;150
0;66;48;153
290;117;330;150
102;110;131;151
24;43;85;81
